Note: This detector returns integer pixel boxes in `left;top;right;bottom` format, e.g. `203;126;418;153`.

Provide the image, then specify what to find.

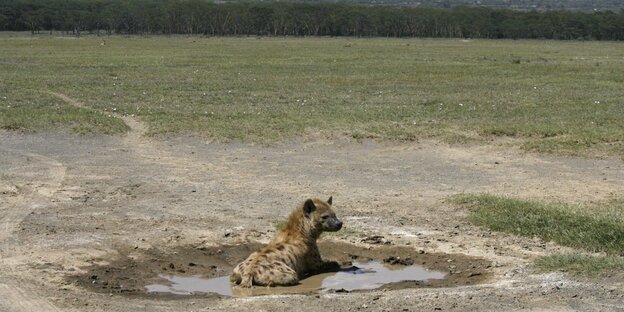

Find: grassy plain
1;34;623;155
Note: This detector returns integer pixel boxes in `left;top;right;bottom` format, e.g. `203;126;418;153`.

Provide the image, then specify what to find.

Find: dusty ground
1;94;624;311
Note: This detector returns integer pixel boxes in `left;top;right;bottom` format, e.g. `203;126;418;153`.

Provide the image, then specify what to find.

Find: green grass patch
452;194;624;273
0;90;128;134
535;253;624;274
1;35;623;155
450;194;624;254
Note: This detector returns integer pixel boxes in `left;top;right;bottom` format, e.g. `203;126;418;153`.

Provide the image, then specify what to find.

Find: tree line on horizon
1;0;624;40
268;0;624;11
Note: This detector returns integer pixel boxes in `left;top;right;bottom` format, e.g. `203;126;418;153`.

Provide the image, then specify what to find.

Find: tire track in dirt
0;148;65;312
50;91;193;164
49;92;148;146
0;281;62;312
0;149;66;238
48;92;257;229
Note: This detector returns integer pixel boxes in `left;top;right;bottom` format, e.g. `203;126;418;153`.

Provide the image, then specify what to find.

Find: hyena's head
303;196;343;232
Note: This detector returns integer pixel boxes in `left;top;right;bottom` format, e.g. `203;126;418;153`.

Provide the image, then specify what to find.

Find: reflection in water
322;261;445;291
145;275;232;296
145;261;446;297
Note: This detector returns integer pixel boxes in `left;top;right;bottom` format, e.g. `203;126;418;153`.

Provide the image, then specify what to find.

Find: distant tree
22;9;42;34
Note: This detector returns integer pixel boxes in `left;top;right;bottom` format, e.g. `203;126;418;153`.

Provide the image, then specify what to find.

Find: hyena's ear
327;196;333;205
303;199;316;215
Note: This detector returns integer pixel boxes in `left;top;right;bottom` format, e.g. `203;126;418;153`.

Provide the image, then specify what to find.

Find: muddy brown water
71;241;491;298
145;260;446;297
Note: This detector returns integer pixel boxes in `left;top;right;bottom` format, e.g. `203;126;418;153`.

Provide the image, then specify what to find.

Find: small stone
361;235;389;245
384;256;414;266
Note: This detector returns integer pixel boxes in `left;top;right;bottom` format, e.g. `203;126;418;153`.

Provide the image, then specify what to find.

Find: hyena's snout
326;217;343;232
335;219;343;230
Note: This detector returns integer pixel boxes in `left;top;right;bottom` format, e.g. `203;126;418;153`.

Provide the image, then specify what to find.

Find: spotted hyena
230;197;342;287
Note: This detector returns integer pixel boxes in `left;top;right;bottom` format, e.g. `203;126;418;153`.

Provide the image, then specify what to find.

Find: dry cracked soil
1;98;624;311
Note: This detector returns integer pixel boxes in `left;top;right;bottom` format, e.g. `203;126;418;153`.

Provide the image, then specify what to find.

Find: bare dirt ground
1;94;624;311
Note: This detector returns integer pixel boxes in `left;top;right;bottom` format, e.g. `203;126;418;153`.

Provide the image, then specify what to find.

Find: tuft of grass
450;194;624;255
273;220;287;231
535;253;624;274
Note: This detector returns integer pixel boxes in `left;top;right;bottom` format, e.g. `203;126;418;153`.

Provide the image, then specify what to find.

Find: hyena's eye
321;215;329;220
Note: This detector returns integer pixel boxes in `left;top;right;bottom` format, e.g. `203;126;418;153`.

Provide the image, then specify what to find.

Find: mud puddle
144;260;446;297
70;241;491;298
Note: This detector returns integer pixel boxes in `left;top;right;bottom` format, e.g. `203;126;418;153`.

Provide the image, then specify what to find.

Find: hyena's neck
279;211;321;245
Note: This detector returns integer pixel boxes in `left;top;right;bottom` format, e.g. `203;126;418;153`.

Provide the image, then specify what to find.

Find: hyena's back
231;250;299;287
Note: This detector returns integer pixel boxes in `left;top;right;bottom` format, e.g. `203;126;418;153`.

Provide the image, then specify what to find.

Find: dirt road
1;102;623;310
